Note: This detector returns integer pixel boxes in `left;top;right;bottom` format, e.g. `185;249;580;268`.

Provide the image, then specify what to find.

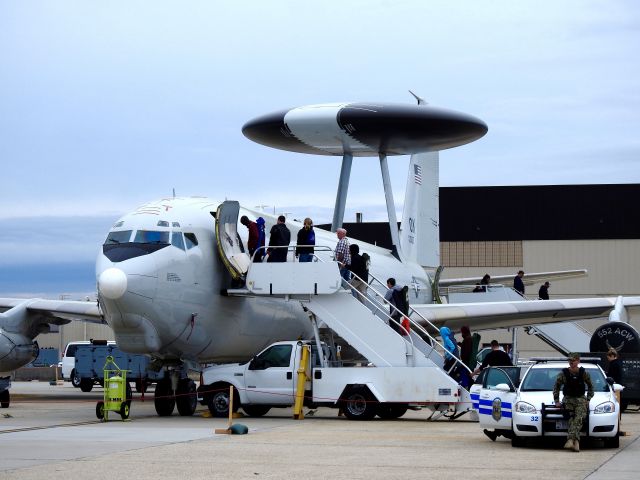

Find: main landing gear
153;372;197;417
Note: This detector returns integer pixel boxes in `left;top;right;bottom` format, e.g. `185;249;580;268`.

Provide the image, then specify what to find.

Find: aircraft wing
412;296;640;332
0;297;104;325
438;269;587;287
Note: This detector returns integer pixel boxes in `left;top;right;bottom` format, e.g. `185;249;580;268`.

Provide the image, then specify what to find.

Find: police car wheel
511;435;525;448
604;434;620;448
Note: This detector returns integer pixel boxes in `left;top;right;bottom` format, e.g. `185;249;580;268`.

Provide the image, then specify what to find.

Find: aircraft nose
98;267;128;300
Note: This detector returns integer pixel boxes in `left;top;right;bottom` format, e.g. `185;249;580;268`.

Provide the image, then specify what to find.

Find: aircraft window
134;230;170;244
256;344;293;368
104;230;133;245
157;221;170;227
184;233;198;249
172;222;180;227
172;232;185;250
113;221;124;228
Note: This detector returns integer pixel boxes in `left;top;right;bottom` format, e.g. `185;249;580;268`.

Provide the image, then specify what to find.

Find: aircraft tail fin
399;150;440;267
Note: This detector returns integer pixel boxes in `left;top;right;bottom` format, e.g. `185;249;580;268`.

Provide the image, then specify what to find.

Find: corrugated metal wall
442;239;640;358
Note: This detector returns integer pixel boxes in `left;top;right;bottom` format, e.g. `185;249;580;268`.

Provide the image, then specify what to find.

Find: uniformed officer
553;352;594;452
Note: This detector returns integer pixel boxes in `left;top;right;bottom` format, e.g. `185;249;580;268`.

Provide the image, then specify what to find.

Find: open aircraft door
477;367;519;431
214;201;251;281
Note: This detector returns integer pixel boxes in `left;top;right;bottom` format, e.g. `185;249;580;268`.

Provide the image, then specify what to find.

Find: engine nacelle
0;329;39;374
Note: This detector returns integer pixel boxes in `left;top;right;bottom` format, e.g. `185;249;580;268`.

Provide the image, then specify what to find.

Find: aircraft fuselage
96;197;431;365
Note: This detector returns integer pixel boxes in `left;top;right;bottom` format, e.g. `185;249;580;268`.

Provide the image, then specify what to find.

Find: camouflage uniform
553;368;594;441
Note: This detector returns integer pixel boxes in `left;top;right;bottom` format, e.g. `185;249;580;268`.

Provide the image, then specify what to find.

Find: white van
61;340;115;387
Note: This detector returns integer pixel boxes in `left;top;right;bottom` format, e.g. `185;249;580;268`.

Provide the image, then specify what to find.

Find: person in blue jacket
440;326;457;373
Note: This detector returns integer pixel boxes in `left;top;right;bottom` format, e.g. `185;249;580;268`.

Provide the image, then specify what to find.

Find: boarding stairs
227;248;474;419
440;282;593;356
524;322;592;355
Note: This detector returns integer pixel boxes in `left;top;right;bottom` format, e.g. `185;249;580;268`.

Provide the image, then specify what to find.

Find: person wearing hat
553;353;594;452
538;281;550;300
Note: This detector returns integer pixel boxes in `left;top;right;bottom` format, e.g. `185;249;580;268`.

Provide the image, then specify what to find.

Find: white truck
198;340;463;420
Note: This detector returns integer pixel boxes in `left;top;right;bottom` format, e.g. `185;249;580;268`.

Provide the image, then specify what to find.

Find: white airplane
2;98;640;416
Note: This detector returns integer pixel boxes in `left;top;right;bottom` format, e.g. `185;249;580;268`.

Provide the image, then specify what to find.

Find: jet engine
0;329;39;373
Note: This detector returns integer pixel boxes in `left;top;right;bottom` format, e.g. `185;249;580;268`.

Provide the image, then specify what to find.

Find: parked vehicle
198;340;462;420
474;360;621;448
60;340;115;387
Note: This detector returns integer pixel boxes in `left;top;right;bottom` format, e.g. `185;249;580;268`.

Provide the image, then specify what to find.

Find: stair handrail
365;272;473;376
250;244;336;263
341;271;417;364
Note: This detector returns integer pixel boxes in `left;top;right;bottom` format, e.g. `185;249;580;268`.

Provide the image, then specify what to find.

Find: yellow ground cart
96;355;132;421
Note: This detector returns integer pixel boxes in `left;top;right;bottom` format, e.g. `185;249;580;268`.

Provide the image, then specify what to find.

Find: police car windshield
521;366;609;392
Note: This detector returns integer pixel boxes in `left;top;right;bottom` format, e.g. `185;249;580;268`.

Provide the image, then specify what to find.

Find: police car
472;360;622;448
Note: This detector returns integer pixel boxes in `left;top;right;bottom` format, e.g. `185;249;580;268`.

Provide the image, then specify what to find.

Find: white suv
475;360;621;448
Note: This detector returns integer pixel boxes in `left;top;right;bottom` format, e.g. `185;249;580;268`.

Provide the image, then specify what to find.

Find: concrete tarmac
0;382;638;479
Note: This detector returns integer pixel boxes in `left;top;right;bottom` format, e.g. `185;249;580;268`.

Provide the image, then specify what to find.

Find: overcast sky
1;1;639;295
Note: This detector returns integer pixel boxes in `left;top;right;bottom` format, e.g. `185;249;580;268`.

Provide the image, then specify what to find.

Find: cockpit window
184;233;198;249
133;230;170;244
172;232;185;250
104;230;132;245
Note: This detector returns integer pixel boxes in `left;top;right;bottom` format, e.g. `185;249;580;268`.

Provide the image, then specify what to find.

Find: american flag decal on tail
414;164;422;185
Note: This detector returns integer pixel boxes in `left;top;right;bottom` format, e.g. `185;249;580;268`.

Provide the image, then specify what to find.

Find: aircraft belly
196;296;312;363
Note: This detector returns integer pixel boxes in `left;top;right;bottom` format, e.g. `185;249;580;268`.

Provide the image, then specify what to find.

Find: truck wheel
71;369;81;388
242;405;271;417
154;379;175;417
341;386;377;420
176;379;197;416
0;389;10;408
79;378;93;392
96;401;104;420
376;403;407;419
120;401;130;420
207;383;239;418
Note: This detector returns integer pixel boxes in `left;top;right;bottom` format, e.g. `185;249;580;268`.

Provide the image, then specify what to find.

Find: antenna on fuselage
172;188;176;198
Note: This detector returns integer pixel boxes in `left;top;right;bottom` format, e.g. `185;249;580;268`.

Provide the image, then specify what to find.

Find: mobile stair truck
199;229;474;420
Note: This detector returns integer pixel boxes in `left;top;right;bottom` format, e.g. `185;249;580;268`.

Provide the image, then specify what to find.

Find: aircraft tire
79;378;93;392
242;405;271;417
154;379;175;417
341;386;377;420
0;389;10;408
71;369;81;388
207;383;239;418
176;379;197;416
